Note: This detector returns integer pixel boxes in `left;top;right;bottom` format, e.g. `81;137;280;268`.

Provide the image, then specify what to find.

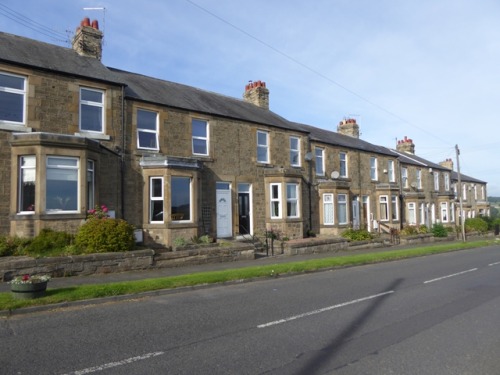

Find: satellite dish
331;171;340;179
304;152;313;161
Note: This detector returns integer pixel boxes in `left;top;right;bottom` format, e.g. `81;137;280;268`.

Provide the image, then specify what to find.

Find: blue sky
2;0;500;195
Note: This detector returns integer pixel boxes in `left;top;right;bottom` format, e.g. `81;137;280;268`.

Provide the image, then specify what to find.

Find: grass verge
0;239;496;312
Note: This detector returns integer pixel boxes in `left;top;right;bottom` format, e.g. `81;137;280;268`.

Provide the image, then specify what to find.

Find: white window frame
337;193;348;224
286;183;299;218
340;152;348;178
388;160;395;182
150;177;164;224
171;176;192;222
87;159;95;211
440;202;448;223
419;203;426;225
391;195;399;221
370;157;378;180
379;195;389;221
290;136;300;167
192;118;209;156
416;169;422;189
407;202;416;225
18;155;36;214
0;71;26;127
450;203;455;222
463;184;467;200
434;172;439;191
474;185;478;200
257;130;269;163
137;109;159;151
79;87;105;133
323;193;334;225
401;167;408;188
45;156;79;213
444;173;450;191
315;147;325;176
270;183;282;219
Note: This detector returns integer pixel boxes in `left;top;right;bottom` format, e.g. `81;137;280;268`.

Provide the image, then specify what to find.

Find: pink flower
22;274;30;281
102;207;109;213
88;209;96;214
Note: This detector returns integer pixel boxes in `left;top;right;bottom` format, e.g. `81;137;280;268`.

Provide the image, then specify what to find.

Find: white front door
216;182;232;238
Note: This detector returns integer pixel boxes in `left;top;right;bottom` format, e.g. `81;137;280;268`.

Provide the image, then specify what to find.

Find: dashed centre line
257;291;394;328
423;268;478;284
62;351;164;375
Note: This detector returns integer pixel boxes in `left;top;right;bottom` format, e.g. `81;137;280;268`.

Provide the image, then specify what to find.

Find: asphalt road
2;246;500;374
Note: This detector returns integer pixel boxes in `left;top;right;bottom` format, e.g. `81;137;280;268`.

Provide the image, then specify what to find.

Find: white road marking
488;261;500;266
62;351;164;375
423;268;478;284
257;291;394;328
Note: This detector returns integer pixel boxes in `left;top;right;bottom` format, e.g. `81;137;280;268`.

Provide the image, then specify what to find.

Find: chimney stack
439;158;454;170
396;136;415;154
243;80;269;110
72;17;103;60
337;118;360;138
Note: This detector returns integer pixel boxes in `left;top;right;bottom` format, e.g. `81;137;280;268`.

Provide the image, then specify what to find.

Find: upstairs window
388;160;395;182
137;109;159;150
401;167;408;188
290;136;300;167
444;173;450;191
370;157;378;180
416;169;422;189
257;130;269;163
192;118;208;155
434;172;440;191
315;147;325;176
80;88;104;133
0;72;26;125
340;152;348;177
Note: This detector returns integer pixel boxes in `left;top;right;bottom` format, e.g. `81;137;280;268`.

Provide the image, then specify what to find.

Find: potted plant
9;274;50;299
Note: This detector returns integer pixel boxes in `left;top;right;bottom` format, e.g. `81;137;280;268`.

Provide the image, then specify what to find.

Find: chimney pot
82;17;90;27
92;19;99;29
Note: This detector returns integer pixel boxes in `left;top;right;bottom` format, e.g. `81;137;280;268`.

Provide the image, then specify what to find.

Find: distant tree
490;206;499;219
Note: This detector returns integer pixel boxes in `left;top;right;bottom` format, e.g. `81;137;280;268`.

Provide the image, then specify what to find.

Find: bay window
150;177;164;223
19;155;35;213
270;183;281;218
46;157;79;212
337;194;348;224
286;183;299;218
323;194;334;225
171;176;191;221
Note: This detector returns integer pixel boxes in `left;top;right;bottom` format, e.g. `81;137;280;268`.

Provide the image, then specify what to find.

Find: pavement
2;239;482;316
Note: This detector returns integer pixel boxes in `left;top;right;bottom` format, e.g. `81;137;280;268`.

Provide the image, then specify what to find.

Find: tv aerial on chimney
83;7;106;43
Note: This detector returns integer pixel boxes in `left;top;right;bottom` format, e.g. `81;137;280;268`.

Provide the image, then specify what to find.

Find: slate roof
0;31;123;85
108;68;307;131
292;122;396;156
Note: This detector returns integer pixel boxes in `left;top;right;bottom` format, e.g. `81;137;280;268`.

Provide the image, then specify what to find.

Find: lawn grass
0;239;496;312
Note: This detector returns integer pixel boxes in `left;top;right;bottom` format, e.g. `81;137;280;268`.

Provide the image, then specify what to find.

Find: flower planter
11;281;48;299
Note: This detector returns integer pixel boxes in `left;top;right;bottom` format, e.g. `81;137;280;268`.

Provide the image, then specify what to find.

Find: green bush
418;225;429;234
24;228;74;256
400;225;419;236
432;223;448;238
0;235;31;257
341;229;373;241
464;217;488;233
75;217;135;253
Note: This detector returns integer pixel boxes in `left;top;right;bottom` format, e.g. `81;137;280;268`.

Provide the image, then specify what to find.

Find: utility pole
456;144;466;242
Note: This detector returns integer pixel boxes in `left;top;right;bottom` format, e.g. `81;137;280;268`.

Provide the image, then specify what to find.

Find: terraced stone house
0;19;489;248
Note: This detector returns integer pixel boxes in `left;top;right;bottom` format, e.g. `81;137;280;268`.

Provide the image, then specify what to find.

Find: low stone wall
0;244;255;282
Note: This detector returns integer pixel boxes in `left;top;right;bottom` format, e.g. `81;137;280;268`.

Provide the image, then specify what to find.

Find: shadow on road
295;278;404;375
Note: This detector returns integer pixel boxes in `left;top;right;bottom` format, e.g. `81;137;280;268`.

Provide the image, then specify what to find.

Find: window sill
0;123;32;132
75;132;111;141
